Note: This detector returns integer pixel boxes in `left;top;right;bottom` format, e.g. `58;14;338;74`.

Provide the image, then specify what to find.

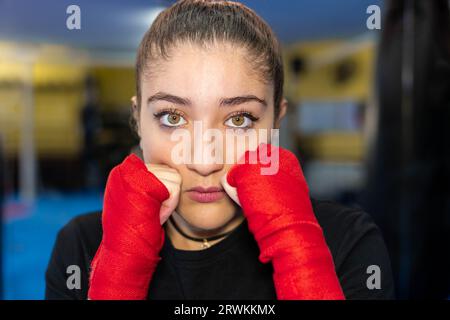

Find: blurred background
0;0;449;299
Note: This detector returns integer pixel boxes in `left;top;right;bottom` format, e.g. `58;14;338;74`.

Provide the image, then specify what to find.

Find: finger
145;164;182;178
153;174;182;186
159;202;173;225
145;163;174;171
159;180;180;190
221;173;241;206
146;169;182;186
159;189;179;225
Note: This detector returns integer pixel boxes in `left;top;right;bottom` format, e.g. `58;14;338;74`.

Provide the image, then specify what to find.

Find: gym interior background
0;0;449;299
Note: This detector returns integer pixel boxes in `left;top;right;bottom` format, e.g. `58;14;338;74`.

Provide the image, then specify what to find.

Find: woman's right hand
88;154;179;300
145;163;182;225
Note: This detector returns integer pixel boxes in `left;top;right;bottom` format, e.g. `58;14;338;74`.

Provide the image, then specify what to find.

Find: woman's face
136;41;286;231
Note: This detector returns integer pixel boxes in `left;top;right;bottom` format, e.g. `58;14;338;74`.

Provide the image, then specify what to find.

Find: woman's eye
160;113;187;127
225;114;253;128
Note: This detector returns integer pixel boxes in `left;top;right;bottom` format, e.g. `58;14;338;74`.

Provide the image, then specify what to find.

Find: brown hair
132;0;284;132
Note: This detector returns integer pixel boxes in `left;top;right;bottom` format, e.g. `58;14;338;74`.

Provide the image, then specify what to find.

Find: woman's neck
165;211;245;251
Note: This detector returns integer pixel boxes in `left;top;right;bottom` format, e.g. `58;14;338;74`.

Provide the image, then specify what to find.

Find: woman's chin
176;200;239;231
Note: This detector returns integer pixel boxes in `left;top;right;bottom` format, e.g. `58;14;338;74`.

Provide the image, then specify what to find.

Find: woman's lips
186;186;225;203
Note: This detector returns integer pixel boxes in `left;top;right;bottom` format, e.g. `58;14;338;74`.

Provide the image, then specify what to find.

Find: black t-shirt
45;198;395;300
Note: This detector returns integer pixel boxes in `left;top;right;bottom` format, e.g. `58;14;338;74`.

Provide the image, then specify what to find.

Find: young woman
45;0;395;300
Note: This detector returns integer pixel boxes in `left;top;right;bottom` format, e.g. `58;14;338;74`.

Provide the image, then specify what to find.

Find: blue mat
3;191;103;300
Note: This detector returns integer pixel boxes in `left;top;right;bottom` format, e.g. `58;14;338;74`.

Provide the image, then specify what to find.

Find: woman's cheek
140;126;176;165
139;122;172;164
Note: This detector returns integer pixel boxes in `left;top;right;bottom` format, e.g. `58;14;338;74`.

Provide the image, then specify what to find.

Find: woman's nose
185;156;224;177
185;136;224;176
186;162;223;177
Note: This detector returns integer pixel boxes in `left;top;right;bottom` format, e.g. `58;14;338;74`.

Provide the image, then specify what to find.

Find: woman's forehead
141;42;273;104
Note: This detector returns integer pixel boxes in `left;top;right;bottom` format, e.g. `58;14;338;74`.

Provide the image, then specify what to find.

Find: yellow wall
92;67;135;111
0;86;22;155
0;64;136;157
283;39;376;162
0;61;87;157
284;40;375;102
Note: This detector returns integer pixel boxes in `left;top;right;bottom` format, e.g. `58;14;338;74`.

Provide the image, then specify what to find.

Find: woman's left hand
221;143;345;300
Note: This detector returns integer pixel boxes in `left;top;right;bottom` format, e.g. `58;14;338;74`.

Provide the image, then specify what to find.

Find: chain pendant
202;239;211;249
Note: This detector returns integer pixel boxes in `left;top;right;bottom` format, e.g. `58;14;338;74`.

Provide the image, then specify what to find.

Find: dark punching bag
363;0;450;299
0;137;4;299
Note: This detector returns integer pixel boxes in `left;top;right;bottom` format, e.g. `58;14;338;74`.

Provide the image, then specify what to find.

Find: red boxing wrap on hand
88;154;170;300
226;144;345;300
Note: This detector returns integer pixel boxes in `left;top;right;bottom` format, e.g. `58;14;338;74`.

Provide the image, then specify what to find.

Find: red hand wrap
88;154;170;300
227;144;345;300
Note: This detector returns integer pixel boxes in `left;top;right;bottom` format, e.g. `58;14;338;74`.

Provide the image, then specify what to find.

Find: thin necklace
168;215;233;249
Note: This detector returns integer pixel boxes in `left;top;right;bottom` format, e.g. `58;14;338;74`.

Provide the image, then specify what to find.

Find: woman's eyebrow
219;95;267;108
147;92;267;108
147;92;191;106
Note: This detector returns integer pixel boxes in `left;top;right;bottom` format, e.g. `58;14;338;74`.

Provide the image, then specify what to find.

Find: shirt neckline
162;218;250;266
